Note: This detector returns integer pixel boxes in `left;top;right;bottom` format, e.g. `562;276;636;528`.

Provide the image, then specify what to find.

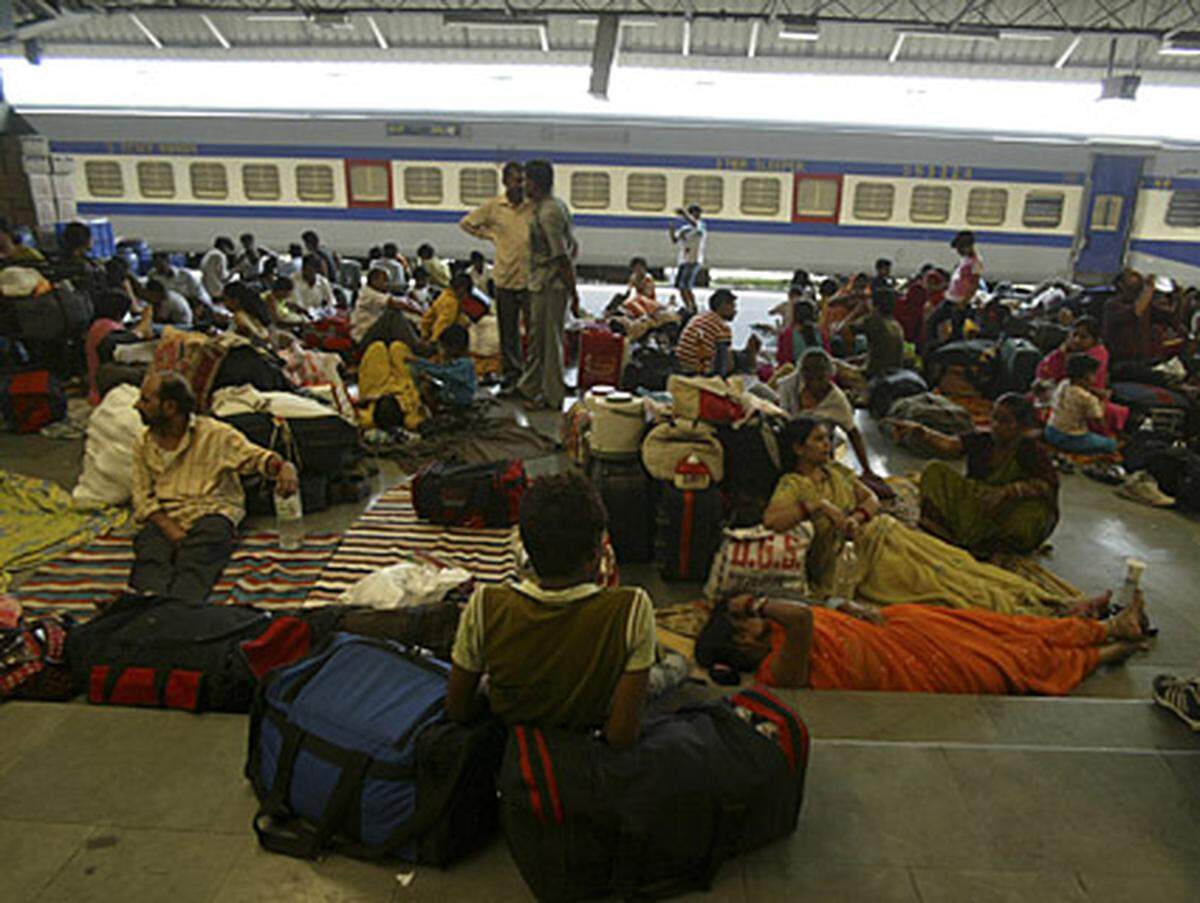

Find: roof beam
588;12;619;99
2;1;95;44
128;12;162;50
200;13;232;49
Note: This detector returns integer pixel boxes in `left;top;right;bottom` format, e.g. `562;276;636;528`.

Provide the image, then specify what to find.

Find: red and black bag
412;459;527;529
64;595;336;713
302;315;353;355
1;369;66;433
500;688;808;901
1;613;76;702
655;461;724;582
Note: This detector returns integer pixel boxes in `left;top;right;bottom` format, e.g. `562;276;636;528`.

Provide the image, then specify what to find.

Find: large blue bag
245;633;504;864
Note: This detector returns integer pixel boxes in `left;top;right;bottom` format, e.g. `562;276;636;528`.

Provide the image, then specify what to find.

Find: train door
344;159;393;209
1072;154;1146;284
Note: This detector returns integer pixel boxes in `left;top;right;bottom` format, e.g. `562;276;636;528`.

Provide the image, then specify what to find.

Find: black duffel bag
412;459;527;528
501;688;809;902
868;368;928;419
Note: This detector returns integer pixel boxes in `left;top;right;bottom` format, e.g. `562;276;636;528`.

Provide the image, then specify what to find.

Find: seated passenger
891;394;1059;558
1044;355;1119;456
130;371;298;605
777;299;824;368
408;324;478;411
467;250;493;296
86;291;134;405
623;256;658;310
301;230;339;283
821;273;870;354
420;271;473;346
149;251;210;309
778;349;873;477
700;592;1148;694
293;255;337;317
235;232;275;282
142;277;193;329
378;241;411;292
762;416;1099;616
56;221;105;302
1035;316;1128;434
351;266;421;351
225;283;275;346
894;264;935;345
871;257;893;292
854;285;905;380
416;242;452;289
0;220;45;264
447;472;655;749
263;276;305;328
674;288;736;376
200;236;237;302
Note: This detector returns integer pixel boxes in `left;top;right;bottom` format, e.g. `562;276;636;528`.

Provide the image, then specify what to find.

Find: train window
795;178;839;218
627;173;667;211
909;184;951;223
570;172;611;210
740;177;781;216
459;168;498;205
84;161;123;198
852;182;895;221
683;175;724;214
1165;189;1200;228
296;164;335;203
242;164;281;201
966;188;1007;226
1022;191;1064;228
189;162;228;200
136;161;175;199
404;167;443;204
1090;194;1123;232
348;163;389;203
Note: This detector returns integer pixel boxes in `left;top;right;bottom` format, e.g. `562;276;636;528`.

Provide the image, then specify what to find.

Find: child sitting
447;472;655;748
1044;354;1118;455
408;324;477;412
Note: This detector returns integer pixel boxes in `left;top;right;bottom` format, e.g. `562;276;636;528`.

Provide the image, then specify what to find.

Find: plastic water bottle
1117;558;1146;609
831;541;863;604
275;484;304;551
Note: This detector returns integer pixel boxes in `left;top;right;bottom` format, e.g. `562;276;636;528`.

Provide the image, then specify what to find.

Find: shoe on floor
1152;674;1200;731
1116;472;1176;508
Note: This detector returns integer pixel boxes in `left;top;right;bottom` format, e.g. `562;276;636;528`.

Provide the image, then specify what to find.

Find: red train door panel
344;159;393;209
792;173;843;223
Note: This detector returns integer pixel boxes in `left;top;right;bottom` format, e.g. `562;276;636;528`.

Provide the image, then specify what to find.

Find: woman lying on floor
696;591;1149;693
889;393;1060;558
762;415;1107;618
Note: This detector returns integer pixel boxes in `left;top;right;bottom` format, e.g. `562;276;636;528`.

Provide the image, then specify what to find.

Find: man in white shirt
352;265;423;351
668;204;706;313
378;241;410;292
149;252;210;308
200;236;237;301
235;232;275;282
143;277;193;329
293;255;336;316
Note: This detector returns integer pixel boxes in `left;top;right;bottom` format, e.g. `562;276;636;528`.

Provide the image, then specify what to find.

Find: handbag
641;418;725;483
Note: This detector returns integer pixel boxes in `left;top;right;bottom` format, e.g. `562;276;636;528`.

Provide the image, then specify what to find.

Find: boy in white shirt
1044;354;1118;455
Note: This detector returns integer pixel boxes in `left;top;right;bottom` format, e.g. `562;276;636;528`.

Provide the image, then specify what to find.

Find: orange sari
758;605;1105;695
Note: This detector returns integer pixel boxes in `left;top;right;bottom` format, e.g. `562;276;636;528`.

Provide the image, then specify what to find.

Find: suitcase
656;481;724;582
220;412;360;475
590;457;655;563
247;634;506;865
500;689;808;902
994;337;1040;396
716;416;784;527
0;369;66;433
578;326;625;391
210;346;293;395
867;368;928;419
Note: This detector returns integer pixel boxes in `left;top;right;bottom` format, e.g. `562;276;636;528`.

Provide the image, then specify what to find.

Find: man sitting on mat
447;472;655;748
129;371;299;605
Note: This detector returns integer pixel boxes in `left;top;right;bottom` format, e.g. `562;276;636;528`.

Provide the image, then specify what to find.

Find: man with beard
459;161;533;391
129;371;299;604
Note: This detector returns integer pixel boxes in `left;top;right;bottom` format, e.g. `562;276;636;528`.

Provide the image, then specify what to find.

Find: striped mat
307;483;521;603
15;533;342;615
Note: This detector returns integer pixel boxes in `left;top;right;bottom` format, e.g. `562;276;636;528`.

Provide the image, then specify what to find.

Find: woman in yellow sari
762;417;1108;617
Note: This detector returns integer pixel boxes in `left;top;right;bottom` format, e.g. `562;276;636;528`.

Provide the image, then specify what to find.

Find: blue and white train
18;108;1200;283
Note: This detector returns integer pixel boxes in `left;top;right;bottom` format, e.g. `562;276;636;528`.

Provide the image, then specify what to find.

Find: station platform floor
1;394;1198;903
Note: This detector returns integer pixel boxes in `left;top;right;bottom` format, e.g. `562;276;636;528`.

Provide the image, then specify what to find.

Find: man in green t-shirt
447;473;654;748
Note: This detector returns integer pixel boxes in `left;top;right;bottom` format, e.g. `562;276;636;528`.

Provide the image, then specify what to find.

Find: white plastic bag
336;561;472;610
72;384;144;509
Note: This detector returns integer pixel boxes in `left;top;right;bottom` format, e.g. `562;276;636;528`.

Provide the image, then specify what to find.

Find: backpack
1;370;66;433
65;595;330;713
500;688;808;902
1;612;76;702
412;459;527;529
867;369;928;419
246;634;506;865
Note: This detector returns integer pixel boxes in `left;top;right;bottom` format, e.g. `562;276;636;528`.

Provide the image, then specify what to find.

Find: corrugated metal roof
5;3;1199;84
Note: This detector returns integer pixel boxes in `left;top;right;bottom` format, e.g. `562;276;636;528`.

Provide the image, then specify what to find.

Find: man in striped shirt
130;371;299;605
675;288;737;376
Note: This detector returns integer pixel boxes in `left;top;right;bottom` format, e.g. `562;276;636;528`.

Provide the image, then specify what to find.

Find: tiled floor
1;404;1198;902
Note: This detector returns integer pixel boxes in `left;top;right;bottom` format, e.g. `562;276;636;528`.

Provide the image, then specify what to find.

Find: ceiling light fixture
778;16;820;42
1160;31;1200;56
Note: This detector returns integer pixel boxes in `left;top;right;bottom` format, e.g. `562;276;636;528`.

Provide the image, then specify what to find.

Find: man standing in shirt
519;159;579;412
459;160;532;390
448;472;653;748
668;204;706;313
130;371;298;604
200;236;237;302
675;288;736;376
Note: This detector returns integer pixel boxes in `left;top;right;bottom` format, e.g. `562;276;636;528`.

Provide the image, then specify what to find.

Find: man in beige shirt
130;371;299;604
459;161;533;390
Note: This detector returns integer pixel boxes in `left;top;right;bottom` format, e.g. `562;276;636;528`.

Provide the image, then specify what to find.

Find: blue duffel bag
245;633;505;864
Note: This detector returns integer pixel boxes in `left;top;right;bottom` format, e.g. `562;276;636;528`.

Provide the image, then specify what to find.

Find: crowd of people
3;159;1200;751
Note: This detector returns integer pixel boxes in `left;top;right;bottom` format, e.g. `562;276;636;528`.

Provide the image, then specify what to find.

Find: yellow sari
768;463;1070;616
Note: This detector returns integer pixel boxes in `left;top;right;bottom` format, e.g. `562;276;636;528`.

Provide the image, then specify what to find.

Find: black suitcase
211;346;293;394
994;337;1040;396
717;416;783;527
867;368;928;419
221;411;359;475
656;483;724;582
589;458;655;563
501;689;808;902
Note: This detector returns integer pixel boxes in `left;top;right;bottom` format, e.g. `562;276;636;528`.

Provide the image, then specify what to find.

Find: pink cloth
85;318;123;406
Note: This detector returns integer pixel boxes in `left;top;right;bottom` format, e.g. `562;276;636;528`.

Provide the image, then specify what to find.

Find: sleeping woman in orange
695;592;1149;695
